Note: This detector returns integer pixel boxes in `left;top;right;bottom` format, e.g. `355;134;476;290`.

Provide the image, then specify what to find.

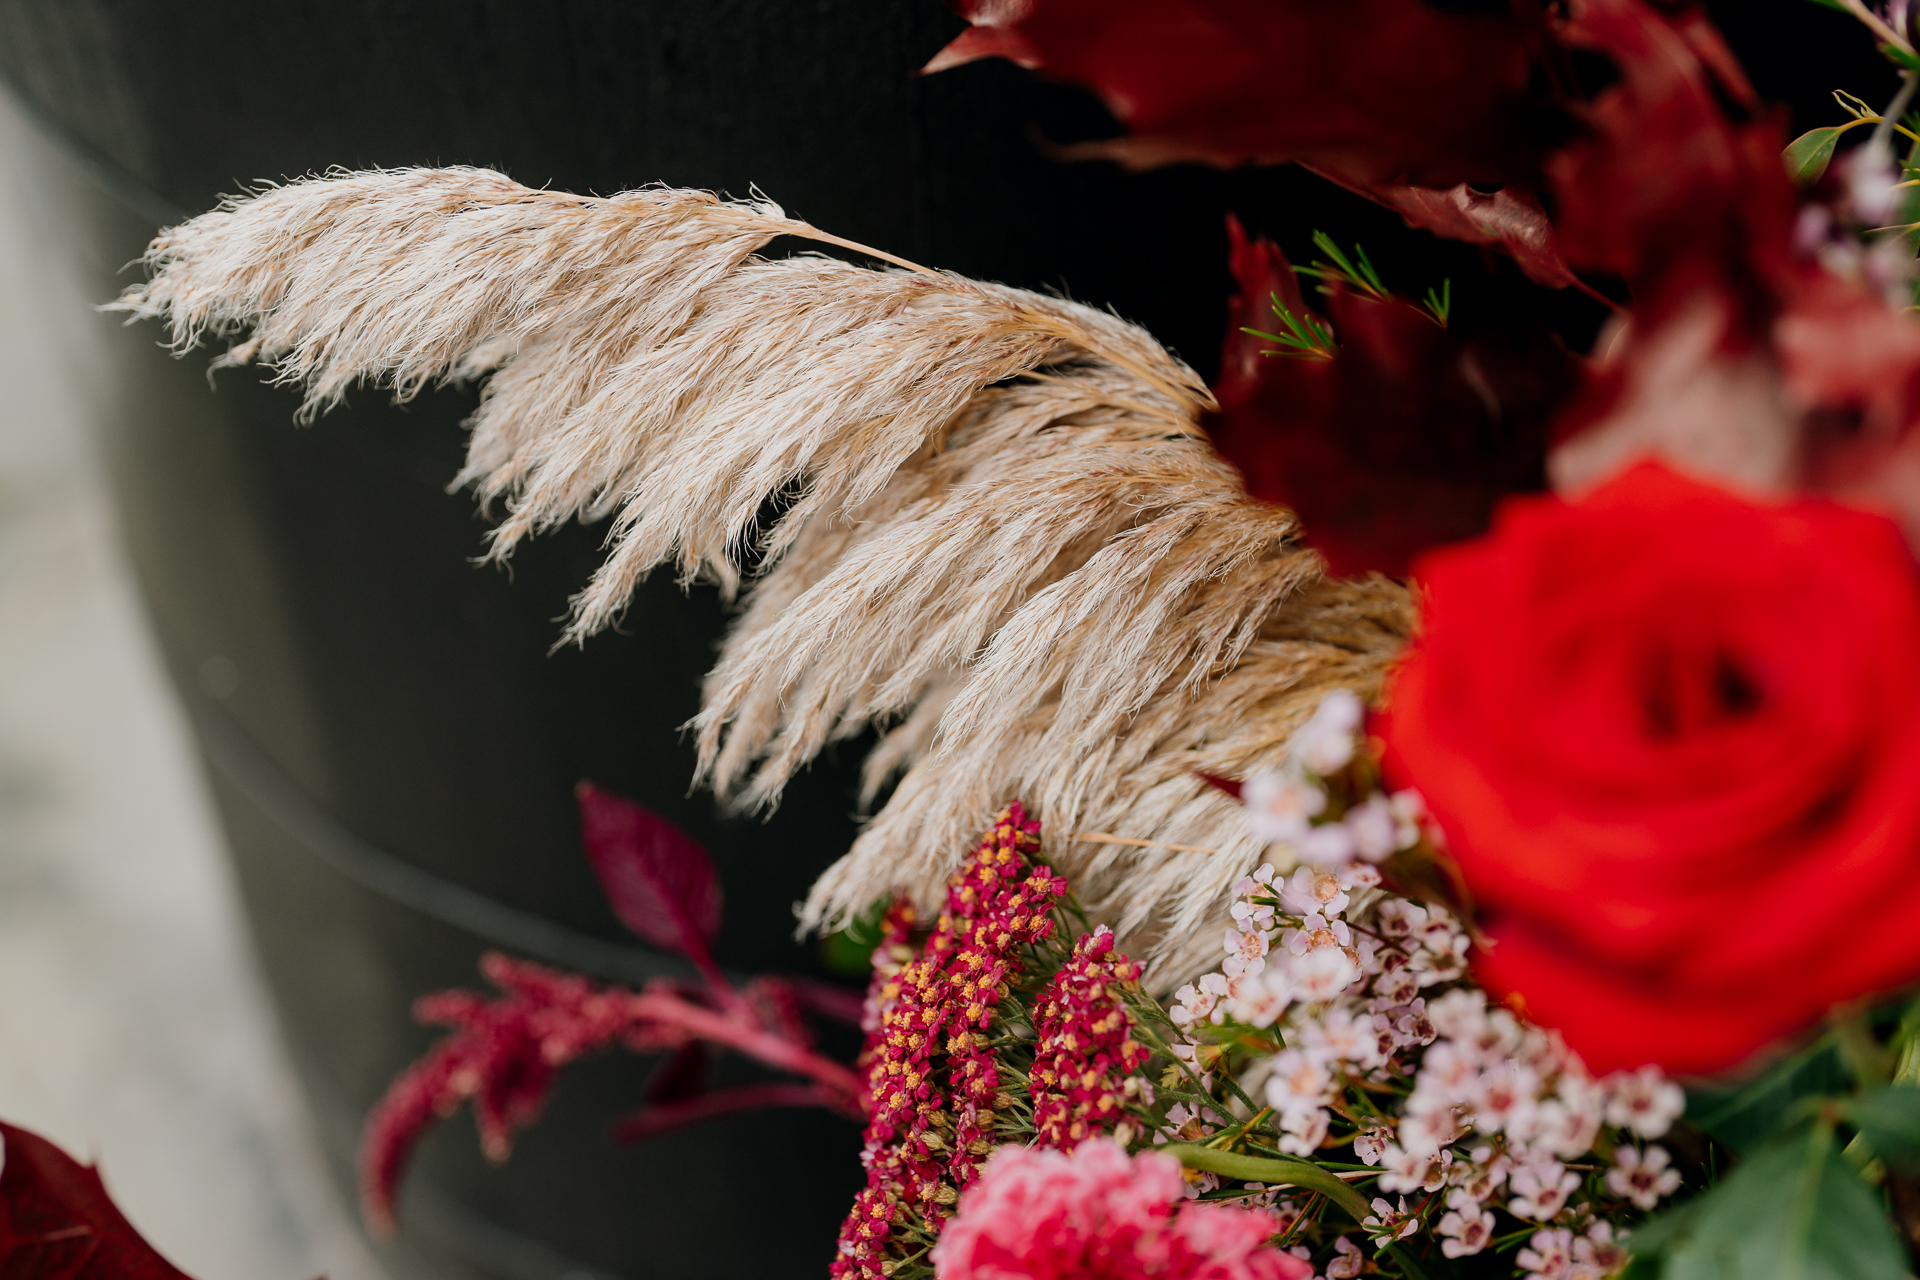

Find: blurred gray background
0;91;380;1280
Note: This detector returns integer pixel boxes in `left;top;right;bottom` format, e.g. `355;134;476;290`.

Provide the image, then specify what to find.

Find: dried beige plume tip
113;166;1412;985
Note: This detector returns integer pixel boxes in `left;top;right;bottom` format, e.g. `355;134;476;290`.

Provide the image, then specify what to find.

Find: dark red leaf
644;1041;710;1107
1208;216;1584;578
0;1122;197;1280
1311;172;1581;294
929;0;1563;191
575;782;722;971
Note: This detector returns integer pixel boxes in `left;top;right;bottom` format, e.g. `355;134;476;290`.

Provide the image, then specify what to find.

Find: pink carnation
933;1140;1309;1280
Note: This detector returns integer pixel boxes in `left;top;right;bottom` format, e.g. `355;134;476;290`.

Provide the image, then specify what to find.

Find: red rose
1382;462;1920;1076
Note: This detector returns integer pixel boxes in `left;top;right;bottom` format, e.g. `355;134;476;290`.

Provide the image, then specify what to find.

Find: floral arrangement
6;2;1913;1280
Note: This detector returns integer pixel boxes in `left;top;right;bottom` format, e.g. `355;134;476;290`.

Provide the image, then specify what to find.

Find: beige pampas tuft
115;166;1412;984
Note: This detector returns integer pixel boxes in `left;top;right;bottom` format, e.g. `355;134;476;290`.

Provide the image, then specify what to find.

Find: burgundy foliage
928;0;1561;191
940;0;1920;570
0;1122;196;1280
575;781;722;977
1207;216;1582;579
360;786;864;1236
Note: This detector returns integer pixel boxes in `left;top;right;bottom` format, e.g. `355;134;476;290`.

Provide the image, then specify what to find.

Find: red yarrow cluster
1029;927;1148;1149
834;804;1064;1280
932;1140;1309;1280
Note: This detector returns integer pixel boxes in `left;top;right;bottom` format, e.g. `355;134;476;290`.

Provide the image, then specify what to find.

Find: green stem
1161;1144;1374;1222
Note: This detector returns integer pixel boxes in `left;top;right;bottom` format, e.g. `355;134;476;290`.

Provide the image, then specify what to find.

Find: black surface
0;2;1901;1278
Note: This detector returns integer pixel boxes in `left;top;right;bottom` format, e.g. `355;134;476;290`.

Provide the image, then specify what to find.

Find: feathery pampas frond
114;167;1413;984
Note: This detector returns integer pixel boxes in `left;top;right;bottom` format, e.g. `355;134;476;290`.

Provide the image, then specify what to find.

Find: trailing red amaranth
360;782;866;1235
360;953;864;1233
1028;926;1149;1150
833;803;1067;1280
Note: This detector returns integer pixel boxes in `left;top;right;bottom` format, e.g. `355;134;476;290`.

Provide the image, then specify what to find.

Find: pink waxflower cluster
834;805;1065;1280
933;1140;1310;1280
1029;926;1150;1149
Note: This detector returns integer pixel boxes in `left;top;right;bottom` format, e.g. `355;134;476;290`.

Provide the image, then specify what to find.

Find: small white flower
1289;944;1361;1002
1399;1104;1465;1157
1344;794;1400;862
1362;1196;1419;1245
1373;897;1429;941
1242;770;1326;844
1437;1202;1496;1258
1508;1159;1580;1222
1606;1145;1682;1210
1352;1122;1394;1167
1577;1221;1632;1273
1264;1050;1335;1116
1378;1143;1453;1194
1279;866;1351;920
1387;789;1427;849
1227;967;1294;1028
1221;927;1269;978
1298;822;1359;869
1602;1065;1686;1139
1277;1106;1332;1157
1471;1061;1542;1137
1848;143;1902;226
1295;689;1365;776
1302;1007;1386;1069
1325;1235;1366;1279
1516;1227;1575;1279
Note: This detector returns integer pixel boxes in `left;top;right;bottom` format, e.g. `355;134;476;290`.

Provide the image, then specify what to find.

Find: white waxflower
1279;866;1350;920
1289;943;1361;1002
1437;1201;1496;1258
1606;1145;1681;1210
1297;821;1358;869
1276;1106;1331;1157
1344;793;1401;862
1241;769;1326;844
1508;1159;1580;1221
1516;1227;1575;1279
1602;1065;1686;1138
1295;689;1365;776
1264;1049;1335;1117
1221;926;1269;978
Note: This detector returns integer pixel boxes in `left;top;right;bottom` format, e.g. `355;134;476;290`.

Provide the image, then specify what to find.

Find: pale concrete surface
0;110;384;1280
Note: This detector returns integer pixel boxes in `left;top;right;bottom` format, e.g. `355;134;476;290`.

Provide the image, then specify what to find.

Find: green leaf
1785;127;1846;185
1802;0;1851;10
1650;1126;1907;1280
1850;1086;1920;1172
1687;1038;1849;1152
1159;1144;1373;1223
1883;42;1920;75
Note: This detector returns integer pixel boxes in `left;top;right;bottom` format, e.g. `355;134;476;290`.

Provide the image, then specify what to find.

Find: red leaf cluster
360;784;863;1236
930;0;1560;191
0;1123;197;1280
935;0;1920;572
359;953;863;1235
